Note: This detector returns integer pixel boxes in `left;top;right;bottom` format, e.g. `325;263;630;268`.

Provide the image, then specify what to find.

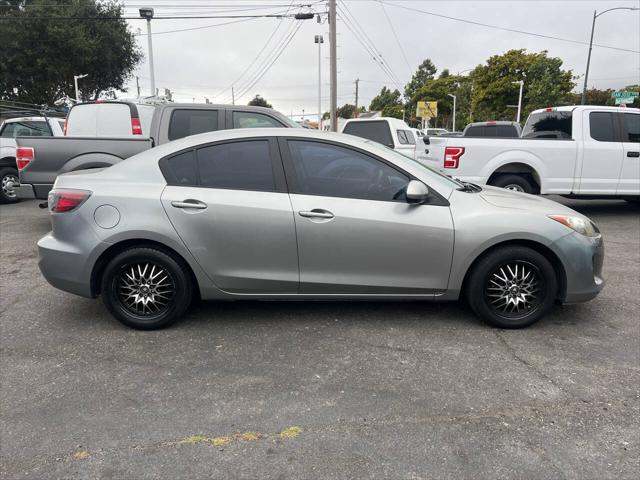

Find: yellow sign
416;101;437;119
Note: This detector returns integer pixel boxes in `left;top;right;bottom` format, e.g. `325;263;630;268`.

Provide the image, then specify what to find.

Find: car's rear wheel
0;167;20;204
101;247;193;330
466;246;558;328
489;174;535;194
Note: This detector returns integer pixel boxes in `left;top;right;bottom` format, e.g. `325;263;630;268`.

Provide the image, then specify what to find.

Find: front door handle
298;209;334;219
171;199;207;210
627;151;640;158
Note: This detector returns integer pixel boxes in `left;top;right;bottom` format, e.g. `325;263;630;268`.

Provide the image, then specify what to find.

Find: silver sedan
38;129;604;329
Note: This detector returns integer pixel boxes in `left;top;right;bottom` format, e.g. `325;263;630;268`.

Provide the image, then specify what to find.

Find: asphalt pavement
1;198;638;479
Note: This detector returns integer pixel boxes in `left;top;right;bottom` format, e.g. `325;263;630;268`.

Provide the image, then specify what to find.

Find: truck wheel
100;246;193;330
490;174;535;194
465;246;558;329
0;167;20;204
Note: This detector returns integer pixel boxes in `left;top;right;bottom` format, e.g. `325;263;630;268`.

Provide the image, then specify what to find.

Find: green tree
0;0;142;104
247;94;272;108
369;86;402;112
414;75;469;129
337;103;356;119
404;59;437;100
570;88;616;106
470;49;575;121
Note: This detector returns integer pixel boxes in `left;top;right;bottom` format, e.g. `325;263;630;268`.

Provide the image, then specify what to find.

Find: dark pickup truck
16;101;298;199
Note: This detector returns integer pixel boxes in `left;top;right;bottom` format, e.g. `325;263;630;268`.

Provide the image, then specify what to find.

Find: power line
380;0;640;54
133;16;260;36
377;0;412;76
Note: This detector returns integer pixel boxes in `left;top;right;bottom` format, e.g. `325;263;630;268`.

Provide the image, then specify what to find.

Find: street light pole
448;94;456;132
314;35;324;129
329;0;338;132
512;80;524;123
73;74;88;102
139;8;156;97
581;6;639;104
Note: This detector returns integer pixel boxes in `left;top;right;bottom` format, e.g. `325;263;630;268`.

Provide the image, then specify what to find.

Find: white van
64;101;156;137
341;117;417;159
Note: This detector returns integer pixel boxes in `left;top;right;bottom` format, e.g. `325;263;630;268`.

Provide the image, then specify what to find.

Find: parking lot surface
1;198;639;479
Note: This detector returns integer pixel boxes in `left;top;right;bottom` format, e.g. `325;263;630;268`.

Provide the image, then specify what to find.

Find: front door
160;138;298;293
578;110;624;194
280;138;454;294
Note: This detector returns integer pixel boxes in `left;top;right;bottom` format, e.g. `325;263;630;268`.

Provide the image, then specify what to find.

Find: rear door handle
171;199;207;210
627;151;640;158
298;209;334;219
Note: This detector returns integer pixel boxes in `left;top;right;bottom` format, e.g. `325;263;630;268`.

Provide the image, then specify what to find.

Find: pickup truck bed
17;137;152;199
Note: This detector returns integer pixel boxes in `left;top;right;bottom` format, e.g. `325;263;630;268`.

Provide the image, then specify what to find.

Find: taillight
16;147;34;170
131;117;142;135
486;121;497;126
48;189;91;213
63;119;68;136
444;146;464;169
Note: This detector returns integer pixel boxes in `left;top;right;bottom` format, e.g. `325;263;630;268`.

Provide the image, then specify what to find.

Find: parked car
39;128;604;330
421;106;640;200
425;128;449;136
0;116;65;203
461;121;522;138
341;117;416;159
15;101;299;200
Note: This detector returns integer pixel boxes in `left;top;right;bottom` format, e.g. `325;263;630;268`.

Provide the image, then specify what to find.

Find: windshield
364;140;464;188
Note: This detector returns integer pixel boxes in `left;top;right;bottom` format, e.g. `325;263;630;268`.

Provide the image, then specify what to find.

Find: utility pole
139;8;156;96
448;94;457;132
512;80;524;123
314;35;324;129
329;0;337;131
232;86;235;105
135;76;140;98
73;74;88;102
354;78;359;118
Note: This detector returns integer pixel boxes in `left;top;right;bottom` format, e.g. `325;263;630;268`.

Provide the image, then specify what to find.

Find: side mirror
423;136;430;145
406;180;429;204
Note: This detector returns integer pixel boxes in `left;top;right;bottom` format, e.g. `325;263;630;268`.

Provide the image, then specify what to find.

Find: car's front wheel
466;246;558;328
0;167;20;204
101;246;193;330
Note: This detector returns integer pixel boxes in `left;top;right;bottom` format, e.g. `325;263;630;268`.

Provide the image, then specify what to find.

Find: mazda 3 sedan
38;129;604;329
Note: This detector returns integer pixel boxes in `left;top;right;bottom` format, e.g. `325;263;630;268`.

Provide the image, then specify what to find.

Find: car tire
0;167;20;204
465;246;558;329
490;174;535;194
100;246;193;330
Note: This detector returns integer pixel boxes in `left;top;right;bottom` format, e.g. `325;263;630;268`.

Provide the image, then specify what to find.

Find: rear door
157;107;223;144
279;137;454;294
618;112;640;195
578;111;624;194
160;137;299;293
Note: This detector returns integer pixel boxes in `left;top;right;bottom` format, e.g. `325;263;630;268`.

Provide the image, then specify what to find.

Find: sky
120;0;640;121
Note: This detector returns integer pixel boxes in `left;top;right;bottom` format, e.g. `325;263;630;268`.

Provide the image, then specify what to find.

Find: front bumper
16;183;52;200
552;231;605;303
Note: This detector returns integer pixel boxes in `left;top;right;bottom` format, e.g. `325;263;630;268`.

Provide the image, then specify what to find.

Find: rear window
464;125;484;137
343;121;393;147
1;121;50;137
589;112;616;142
168;109;219;141
522;111;572;139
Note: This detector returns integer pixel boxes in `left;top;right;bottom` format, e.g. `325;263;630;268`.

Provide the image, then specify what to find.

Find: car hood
479;186;578;215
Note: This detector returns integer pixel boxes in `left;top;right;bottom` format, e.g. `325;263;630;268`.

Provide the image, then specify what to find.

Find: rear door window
589;112;616;142
168;109;219;141
397;130;415;145
232;111;284;128
343;121;393;147
1;121;49;137
163;150;197;186
196;140;275;191
622;113;639;143
522;111;572;139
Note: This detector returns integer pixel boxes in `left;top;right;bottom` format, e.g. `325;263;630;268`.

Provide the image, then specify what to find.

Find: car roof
2;116;49;123
343;117;412;129
530;105;640;114
466;121;519;127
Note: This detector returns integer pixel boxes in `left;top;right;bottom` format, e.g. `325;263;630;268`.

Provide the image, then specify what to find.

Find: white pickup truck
421;106;639;201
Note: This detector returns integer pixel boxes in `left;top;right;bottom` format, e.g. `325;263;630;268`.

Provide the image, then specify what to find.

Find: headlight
548;214;599;237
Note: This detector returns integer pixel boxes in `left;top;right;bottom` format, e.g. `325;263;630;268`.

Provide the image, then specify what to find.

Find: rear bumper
552;232;605;303
38;232;108;298
16;183;52;200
